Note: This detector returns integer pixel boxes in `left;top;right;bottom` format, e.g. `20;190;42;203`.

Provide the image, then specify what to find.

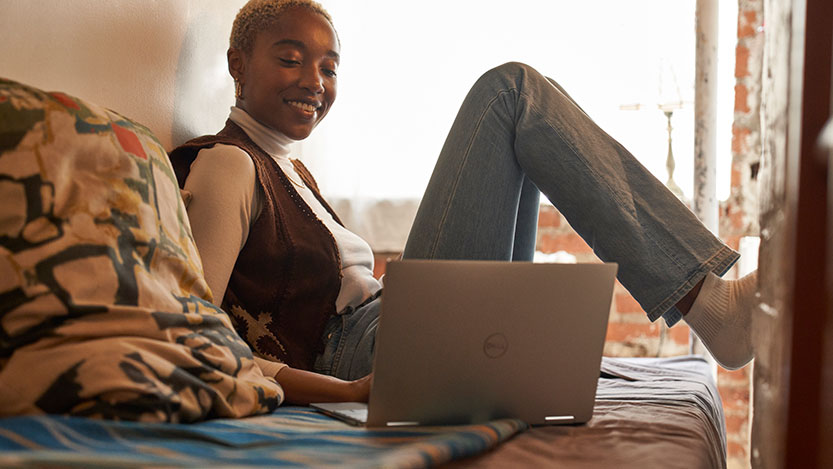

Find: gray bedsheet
446;355;726;469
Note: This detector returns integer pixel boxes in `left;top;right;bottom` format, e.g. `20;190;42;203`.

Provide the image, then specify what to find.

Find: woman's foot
683;271;758;370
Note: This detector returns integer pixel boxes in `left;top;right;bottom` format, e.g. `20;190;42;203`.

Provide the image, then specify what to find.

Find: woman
170;0;757;405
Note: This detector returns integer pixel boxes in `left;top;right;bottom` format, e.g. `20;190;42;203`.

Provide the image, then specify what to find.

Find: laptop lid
365;259;617;427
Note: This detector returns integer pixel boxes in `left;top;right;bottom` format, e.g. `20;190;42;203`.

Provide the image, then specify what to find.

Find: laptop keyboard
335;407;368;423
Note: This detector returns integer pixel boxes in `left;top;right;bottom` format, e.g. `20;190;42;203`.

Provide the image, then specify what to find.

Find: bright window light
298;0;737;204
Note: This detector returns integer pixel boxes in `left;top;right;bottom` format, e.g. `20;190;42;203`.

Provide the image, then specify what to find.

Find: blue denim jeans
314;291;381;380
315;62;739;380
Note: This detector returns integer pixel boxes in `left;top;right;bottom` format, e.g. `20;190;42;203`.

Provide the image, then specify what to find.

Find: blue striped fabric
0;407;527;468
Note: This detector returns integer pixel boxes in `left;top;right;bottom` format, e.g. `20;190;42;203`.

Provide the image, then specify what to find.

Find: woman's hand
347;373;373;403
275;367;373;405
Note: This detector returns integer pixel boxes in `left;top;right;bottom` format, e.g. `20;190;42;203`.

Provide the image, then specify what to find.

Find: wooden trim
784;0;832;465
754;0;832;466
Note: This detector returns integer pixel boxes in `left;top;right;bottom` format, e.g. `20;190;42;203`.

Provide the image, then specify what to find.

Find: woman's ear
228;48;245;84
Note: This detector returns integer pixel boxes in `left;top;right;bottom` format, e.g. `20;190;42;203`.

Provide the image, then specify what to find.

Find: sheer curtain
291;0;736;252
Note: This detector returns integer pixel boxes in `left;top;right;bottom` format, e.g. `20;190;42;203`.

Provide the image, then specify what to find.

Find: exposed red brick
668;323;692;344
537;206;562;229
537;232;593;254
735;45;750;78
614;293;644;313
719;366;750;380
723;399;751;415
724;235;742;251
727;440;749;458
719;369;751;386
719;385;750;407
614;312;648;324
603;339;658;357
734;84;750;113
725;414;749;436
732;124;751;154
738;10;758;38
723;206;743;231
605;321;659;342
731;161;743;187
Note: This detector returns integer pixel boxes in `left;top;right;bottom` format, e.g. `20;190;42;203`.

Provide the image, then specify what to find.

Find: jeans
315;62;739;380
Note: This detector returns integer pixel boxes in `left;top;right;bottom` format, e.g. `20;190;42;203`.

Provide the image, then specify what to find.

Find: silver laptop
312;259;617;427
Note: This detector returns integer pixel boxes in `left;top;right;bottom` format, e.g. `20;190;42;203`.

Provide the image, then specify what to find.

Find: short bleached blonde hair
230;0;337;55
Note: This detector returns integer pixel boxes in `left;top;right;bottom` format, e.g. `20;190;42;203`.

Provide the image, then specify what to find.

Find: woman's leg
512;176;540;261
403;62;739;325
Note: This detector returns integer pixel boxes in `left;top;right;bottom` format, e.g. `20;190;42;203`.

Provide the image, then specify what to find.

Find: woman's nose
299;67;324;94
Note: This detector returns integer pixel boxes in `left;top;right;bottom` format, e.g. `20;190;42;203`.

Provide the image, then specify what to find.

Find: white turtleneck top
183;107;382;314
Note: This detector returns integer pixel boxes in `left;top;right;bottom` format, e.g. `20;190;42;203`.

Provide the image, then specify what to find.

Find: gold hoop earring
235;81;243;100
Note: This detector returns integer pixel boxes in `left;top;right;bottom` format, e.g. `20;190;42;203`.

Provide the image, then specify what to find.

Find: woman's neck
229;106;293;159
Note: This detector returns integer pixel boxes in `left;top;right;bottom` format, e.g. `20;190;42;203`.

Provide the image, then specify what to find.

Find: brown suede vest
169;121;343;370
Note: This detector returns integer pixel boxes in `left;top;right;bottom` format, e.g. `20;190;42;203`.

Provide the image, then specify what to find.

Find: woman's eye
279;58;300;65
323;68;337;78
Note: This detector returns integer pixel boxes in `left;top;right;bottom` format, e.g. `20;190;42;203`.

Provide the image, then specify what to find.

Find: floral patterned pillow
0;78;282;421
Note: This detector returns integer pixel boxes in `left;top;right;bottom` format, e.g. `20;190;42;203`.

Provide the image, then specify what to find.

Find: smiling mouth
287;100;320;113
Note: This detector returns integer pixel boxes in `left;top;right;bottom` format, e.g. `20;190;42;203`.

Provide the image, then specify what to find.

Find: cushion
0;78;282;422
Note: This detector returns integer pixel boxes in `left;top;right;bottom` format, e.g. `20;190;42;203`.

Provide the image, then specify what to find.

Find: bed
448;356;726;469
0;356;724;468
0;78;726;468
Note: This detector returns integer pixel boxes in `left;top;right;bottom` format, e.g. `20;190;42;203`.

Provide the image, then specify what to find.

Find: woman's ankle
676;277;705;316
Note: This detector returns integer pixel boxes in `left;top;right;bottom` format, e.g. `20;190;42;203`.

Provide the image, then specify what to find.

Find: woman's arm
253;358;370;404
184;145;259;304
276;367;372;404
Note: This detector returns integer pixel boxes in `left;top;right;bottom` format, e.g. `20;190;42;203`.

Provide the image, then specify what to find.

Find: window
296;0;737;249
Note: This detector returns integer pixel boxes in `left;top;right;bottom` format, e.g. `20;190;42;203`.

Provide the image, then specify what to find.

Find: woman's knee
474;61;547;93
492;61;538;77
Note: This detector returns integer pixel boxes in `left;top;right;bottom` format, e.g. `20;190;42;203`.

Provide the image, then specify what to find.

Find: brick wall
723;0;763;243
720;1;763;468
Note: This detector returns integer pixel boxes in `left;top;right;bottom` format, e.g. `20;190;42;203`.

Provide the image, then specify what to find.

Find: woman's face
230;7;339;140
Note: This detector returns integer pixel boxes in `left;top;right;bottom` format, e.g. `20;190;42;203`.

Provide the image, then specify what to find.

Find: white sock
684;271;758;370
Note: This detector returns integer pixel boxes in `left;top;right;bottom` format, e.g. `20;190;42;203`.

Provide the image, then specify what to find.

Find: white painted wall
1;0;246;150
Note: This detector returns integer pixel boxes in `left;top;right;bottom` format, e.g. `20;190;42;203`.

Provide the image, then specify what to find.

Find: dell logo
483;333;508;358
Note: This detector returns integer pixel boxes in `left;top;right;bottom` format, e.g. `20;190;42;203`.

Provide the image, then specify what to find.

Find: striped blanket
0;407;526;468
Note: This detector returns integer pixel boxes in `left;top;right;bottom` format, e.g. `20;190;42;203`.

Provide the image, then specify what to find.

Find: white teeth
288;100;318;112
